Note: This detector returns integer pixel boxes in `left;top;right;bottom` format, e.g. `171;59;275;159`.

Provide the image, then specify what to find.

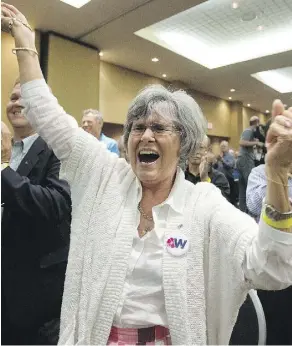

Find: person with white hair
237;116;265;212
2;4;292;345
81;108;119;155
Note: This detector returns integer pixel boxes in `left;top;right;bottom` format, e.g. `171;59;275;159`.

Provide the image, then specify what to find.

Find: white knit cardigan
22;80;292;345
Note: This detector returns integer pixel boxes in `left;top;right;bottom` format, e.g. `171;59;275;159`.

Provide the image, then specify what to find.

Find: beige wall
99;62;237;142
99;61;167;124
1;32;99;129
103;122;123;140
189;90;232;138
47;34;100;124
1;33;19;128
229;102;244;150
2;32;265;148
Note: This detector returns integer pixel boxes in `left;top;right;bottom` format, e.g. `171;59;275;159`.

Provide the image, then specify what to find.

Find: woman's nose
140;127;155;141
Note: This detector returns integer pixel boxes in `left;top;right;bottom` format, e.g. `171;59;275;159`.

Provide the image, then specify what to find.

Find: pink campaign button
166;234;189;256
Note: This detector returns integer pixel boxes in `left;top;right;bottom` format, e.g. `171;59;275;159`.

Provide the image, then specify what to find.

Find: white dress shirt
10;133;39;171
113;205;170;328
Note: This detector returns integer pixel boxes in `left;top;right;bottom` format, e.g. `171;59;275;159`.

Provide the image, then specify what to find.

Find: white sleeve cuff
259;217;292;245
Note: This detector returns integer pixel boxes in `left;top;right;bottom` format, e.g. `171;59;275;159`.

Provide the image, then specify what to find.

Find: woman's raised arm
1;3;80;162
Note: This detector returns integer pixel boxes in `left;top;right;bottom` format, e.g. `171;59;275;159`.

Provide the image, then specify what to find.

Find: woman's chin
136;168;161;185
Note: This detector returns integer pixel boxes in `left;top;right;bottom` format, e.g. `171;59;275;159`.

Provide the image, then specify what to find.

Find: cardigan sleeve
208;187;292;291
21;79;120;185
21;79;80;162
244;218;292;289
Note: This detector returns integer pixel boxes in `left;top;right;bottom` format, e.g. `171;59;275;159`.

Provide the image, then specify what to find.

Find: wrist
265;165;290;213
13;26;35;47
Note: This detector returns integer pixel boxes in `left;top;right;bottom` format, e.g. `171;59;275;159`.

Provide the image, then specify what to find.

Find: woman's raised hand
1;2;33;38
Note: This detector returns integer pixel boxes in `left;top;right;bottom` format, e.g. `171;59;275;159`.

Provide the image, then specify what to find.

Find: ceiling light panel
60;0;91;9
251;67;292;93
135;0;292;69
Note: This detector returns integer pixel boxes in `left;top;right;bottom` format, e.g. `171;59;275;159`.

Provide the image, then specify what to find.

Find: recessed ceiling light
162;74;167;78
251;67;292;93
228;97;232;100
265;110;270;113
60;0;91;8
257;25;264;31
230;88;235;92
231;2;239;9
99;52;104;57
151;57;159;62
247;103;251;107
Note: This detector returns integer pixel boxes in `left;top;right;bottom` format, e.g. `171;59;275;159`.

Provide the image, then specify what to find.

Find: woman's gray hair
124;85;207;169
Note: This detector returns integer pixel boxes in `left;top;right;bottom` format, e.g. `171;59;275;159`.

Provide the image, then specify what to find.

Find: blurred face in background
82;114;103;139
6;83;31;130
189;136;209;165
220;141;229;153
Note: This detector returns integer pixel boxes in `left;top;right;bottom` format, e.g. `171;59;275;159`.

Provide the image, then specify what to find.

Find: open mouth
12;109;23;117
138;150;160;164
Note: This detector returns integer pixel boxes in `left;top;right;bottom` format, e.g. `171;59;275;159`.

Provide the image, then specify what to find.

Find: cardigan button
165;234;189;256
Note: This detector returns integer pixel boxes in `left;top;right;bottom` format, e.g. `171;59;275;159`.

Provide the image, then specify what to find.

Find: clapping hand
199;156;209;182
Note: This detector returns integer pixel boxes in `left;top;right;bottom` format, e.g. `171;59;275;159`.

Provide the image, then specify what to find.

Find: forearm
265;165;290;213
239;140;258;147
13;26;43;83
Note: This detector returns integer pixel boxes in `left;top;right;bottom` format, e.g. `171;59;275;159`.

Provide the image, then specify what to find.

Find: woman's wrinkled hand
265;100;292;170
1;2;31;36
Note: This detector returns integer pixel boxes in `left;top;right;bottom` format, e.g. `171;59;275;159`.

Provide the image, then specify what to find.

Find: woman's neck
140;174;176;214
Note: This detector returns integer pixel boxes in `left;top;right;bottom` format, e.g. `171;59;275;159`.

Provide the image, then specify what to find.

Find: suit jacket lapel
17;137;46;177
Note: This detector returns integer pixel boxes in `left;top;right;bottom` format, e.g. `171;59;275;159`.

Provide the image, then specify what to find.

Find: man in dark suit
1;81;71;345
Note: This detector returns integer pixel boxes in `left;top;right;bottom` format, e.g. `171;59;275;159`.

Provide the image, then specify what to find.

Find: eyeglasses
130;123;179;137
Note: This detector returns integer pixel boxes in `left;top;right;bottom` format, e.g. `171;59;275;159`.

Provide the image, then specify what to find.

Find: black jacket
185;168;230;200
1;136;71;344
